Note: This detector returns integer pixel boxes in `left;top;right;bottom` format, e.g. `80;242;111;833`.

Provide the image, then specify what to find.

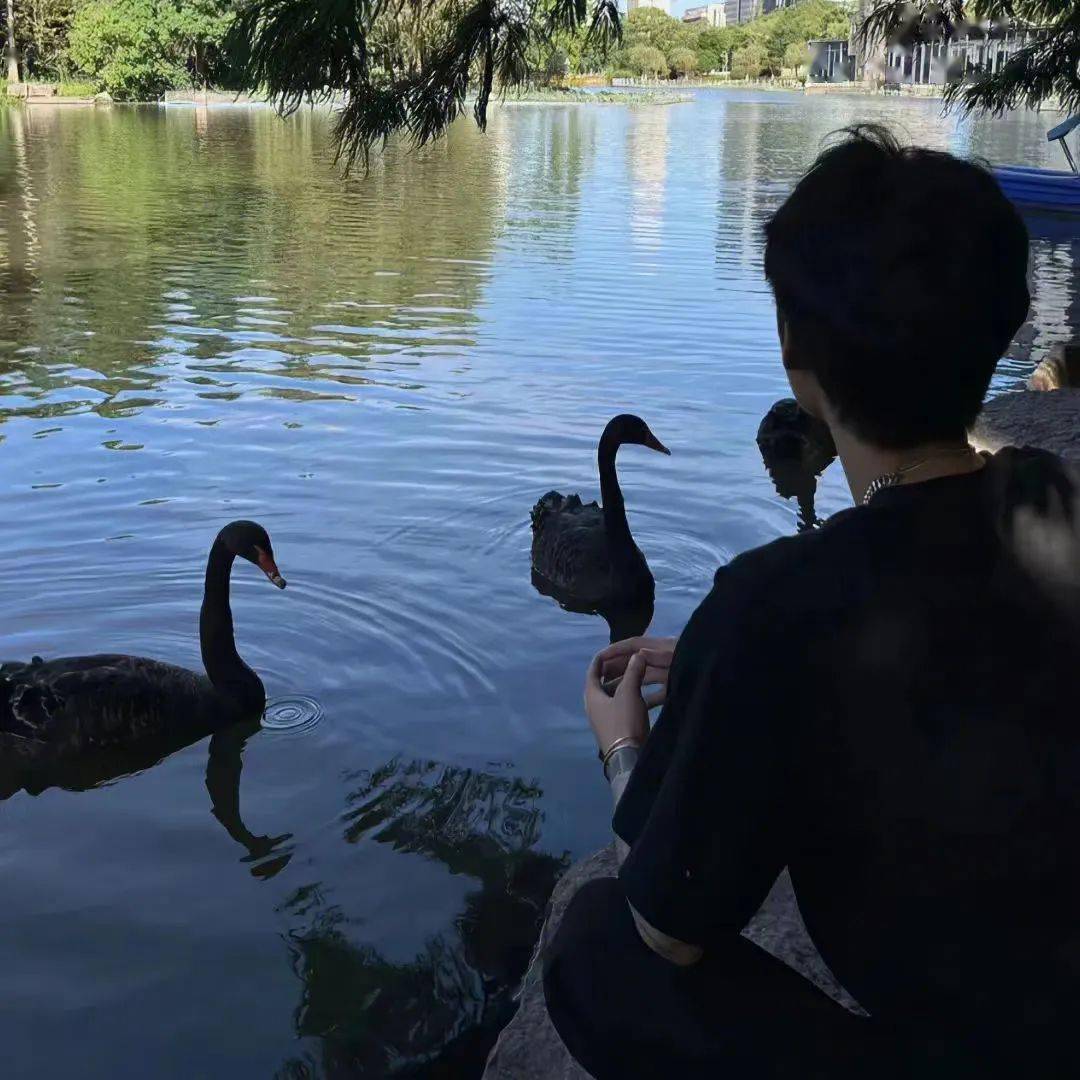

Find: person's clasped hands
583;635;676;758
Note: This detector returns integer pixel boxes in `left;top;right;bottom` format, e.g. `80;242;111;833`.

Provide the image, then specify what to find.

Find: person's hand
597;635;676;708
585;650;651;757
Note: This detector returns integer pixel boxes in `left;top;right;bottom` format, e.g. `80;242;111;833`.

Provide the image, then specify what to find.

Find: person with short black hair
543;126;1080;1077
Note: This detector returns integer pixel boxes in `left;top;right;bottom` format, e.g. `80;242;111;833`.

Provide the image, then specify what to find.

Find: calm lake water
0;92;1076;1078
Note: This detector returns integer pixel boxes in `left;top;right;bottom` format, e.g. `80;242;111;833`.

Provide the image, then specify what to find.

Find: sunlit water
0;93;1075;1078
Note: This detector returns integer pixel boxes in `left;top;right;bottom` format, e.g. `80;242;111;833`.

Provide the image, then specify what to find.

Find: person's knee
543;877;632;1061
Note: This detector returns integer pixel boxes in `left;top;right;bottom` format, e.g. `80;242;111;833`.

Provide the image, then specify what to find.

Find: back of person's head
764;125;1030;449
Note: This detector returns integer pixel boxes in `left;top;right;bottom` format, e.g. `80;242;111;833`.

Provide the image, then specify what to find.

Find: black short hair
763;125;1030;449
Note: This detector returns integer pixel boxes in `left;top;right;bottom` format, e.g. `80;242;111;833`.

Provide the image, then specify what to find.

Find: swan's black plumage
0;520;285;765
757;398;837;530
530;414;669;611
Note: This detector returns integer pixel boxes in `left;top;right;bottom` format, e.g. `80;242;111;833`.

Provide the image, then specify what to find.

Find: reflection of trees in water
715;103;776;271
498;107;596;260
0;107;508;425
277;759;568;1079
627;105;670;250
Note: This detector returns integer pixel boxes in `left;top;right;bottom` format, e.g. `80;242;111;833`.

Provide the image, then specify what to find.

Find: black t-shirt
615;447;1080;1029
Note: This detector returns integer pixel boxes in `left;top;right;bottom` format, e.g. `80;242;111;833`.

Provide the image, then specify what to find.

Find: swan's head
220;520;287;589
605;414;670;456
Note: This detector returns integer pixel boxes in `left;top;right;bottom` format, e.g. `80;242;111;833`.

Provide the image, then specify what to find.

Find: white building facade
683;4;726;27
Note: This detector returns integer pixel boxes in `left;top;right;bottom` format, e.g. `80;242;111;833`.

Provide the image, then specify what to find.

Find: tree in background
627;42;667;78
619;5;697;59
698;25;746;71
669;44;698;77
752;0;852;74
19;0;75;80
68;0;231;99
542;44;570;84
731;39;768;78
783;38;809;74
860;0;1080;115
5;0;19;82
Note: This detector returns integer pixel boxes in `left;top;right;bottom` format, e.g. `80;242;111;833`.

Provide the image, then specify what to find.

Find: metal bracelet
599;735;642;768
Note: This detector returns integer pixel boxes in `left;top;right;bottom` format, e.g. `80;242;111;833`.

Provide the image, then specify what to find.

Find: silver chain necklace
861;448;980;506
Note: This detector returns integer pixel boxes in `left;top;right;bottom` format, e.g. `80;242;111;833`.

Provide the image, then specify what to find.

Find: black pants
543;878;1079;1079
544;877;889;1080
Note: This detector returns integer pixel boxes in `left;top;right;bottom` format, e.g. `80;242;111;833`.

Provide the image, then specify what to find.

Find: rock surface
971;388;1080;463
482;847;863;1080
1028;343;1080;391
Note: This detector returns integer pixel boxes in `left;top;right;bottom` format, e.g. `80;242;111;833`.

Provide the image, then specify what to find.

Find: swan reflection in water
757;398;838;532
277;759;569;1079
0;717;295;880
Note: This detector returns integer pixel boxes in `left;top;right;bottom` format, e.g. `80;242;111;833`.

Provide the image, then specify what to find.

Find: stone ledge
482;848;862;1079
971;388;1080;463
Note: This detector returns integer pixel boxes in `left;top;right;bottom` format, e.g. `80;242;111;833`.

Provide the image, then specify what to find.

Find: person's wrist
603;743;640;782
598;733;643;765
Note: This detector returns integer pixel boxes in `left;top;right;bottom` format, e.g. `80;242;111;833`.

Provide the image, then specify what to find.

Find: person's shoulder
716;506;866;595
678;507;876;659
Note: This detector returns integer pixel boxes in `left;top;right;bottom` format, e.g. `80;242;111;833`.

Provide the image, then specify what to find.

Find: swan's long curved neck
200;540;263;709
598;431;636;564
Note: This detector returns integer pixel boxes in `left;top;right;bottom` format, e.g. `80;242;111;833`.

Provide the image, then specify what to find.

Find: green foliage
696;47;719;72
859;0;1080;115
627;42;667;78
620;6;697;59
747;0;853;73
668;45;698;76
731;39;768;79
68;0;232;100
18;0;77;81
610;1;851;79
543;44;570;84
57;79;97;95
783;39;809;72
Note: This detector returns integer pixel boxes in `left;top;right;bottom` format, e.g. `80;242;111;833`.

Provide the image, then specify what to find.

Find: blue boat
994;115;1079;216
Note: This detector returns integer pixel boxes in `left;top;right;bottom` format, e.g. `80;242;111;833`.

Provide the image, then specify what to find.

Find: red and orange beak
255;548;287;590
644;429;671;456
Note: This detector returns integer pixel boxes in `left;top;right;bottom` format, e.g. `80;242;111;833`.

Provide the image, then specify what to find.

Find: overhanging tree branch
222;0;622;167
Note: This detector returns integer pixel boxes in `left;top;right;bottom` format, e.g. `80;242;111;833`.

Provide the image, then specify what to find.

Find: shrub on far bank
68;0;231;101
57;81;99;97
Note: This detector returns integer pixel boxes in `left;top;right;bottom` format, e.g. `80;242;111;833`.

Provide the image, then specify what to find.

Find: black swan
531;414;669;613
756;399;837;531
0;520;286;764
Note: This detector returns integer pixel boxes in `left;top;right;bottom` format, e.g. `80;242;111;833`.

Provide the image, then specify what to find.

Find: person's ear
776;311;797;371
786;368;827;422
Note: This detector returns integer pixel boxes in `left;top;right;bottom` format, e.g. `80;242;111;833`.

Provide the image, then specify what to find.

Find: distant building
683;3;726;26
627;0;672;15
813;18;1038;86
724;0;758;25
882;23;1040;86
807;39;854;82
